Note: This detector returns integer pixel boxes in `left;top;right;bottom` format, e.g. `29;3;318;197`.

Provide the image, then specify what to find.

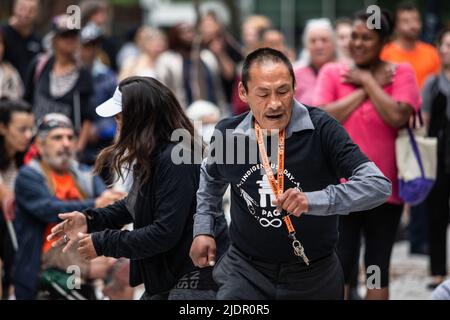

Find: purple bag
398;126;435;205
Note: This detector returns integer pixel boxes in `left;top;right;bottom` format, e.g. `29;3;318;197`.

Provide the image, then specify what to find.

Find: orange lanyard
254;121;309;264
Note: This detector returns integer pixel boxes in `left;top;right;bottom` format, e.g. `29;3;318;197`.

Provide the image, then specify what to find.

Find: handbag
396;113;437;205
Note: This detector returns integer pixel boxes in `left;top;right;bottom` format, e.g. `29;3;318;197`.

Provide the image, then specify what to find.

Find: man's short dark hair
396;1;419;14
394;1;420;28
241;47;295;92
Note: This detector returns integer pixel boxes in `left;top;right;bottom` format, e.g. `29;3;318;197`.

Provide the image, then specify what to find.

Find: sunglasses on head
38;118;73;133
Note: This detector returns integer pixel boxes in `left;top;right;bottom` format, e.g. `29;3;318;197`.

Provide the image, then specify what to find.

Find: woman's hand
342;67;372;87
374;64;395;87
78;232;98;261
47;211;87;253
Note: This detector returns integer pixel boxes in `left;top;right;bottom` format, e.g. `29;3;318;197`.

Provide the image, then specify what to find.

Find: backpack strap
34;53;51;85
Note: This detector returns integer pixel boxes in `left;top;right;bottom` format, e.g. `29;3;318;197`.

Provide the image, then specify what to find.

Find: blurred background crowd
0;0;450;300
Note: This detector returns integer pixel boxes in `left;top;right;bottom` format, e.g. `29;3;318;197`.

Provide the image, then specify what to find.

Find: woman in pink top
314;11;421;300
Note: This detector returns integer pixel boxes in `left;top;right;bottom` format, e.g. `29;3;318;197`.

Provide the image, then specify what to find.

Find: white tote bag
395;122;437;205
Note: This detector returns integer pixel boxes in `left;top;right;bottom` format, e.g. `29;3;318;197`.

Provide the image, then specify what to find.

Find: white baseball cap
96;87;122;117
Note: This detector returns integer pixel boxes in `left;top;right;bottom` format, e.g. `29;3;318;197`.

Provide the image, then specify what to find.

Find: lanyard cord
254;121;310;264
254;122;295;235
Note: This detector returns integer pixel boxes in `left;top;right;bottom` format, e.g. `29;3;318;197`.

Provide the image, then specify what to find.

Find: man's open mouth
266;114;283;120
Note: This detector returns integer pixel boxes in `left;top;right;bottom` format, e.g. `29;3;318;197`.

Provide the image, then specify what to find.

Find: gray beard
42;153;74;172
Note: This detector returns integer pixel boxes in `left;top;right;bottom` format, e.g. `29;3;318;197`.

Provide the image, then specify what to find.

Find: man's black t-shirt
1;24;42;82
206;106;369;263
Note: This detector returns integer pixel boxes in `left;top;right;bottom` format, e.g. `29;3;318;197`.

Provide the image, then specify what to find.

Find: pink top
294;65;318;106
313;62;422;204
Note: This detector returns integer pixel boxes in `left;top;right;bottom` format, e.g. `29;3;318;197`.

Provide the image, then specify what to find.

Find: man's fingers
276;191;289;207
282;190;297;210
78;247;89;260
190;249;206;267
77;233;90;250
78;239;88;248
192;250;213;268
286;202;298;214
207;246;216;267
197;256;208;268
78;232;89;240
292;207;303;217
275;189;296;213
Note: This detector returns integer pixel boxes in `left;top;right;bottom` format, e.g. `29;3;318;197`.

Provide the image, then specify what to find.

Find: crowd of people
0;0;450;300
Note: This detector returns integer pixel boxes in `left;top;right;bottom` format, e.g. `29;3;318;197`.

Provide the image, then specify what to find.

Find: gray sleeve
193;159;229;237
304;161;391;216
421;76;435;114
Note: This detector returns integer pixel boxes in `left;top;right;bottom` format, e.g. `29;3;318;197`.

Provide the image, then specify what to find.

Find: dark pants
426;166;450;276
337;203;403;288
140;268;218;300
409;202;429;253
13;282;35;300
213;245;344;300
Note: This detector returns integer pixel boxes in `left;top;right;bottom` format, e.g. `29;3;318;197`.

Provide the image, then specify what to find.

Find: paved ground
356;227;450;300
390;241;434;300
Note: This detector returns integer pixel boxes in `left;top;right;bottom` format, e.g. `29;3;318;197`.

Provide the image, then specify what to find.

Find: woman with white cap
47;76;229;300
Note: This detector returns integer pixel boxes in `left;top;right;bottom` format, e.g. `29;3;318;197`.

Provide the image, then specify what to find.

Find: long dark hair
0;99;33;171
95;77;200;187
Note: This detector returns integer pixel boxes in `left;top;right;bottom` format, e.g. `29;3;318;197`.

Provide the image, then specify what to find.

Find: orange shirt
381;41;441;88
42;172;82;254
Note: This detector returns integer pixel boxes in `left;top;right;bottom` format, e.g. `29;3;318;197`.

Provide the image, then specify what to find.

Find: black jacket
86;143;228;295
